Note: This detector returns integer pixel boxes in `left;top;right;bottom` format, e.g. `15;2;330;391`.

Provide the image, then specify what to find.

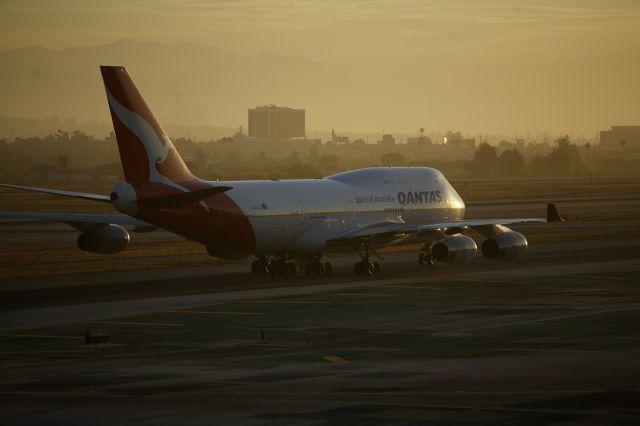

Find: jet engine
432;234;477;264
77;224;130;254
481;231;528;261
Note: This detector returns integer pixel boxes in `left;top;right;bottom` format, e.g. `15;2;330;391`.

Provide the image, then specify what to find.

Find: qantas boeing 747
1;66;562;276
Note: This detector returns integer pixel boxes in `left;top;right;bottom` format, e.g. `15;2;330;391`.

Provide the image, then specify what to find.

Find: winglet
547;203;563;222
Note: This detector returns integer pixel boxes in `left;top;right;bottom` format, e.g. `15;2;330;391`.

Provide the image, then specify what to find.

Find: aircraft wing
0;184;111;202
0;211;152;230
328;204;561;245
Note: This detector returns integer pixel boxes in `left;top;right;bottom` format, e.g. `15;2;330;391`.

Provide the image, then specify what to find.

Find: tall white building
248;105;305;140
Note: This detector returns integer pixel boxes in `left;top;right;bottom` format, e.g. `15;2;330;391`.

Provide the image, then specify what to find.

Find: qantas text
397;191;442;205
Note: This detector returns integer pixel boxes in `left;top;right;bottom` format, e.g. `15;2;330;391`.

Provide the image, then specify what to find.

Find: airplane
0;66;563;276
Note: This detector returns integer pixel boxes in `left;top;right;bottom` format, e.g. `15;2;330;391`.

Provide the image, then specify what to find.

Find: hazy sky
2;0;639;63
1;0;639;136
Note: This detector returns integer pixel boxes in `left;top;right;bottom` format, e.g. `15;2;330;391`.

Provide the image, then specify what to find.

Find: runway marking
455;305;640;333
0;349;98;354
494;348;595;353
0;334;82;340
462;279;528;285
329;293;391;297
324;355;349;364
557;274;624;281
86;321;184;326
415;324;447;329
382;286;444;290
167;310;262;315
240;300;332;305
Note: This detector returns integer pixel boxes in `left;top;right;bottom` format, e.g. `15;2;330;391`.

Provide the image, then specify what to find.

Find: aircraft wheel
311;261;325;276
251;260;261;274
419;252;434;267
286;262;296;274
365;262;374;276
354;261;374;276
271;261;285;275
323;262;333;276
373;261;381;275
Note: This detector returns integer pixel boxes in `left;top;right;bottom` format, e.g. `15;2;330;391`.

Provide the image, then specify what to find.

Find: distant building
248;105;305;139
442;131;475;150
445;138;475;150
331;129;349;144
600;126;640;149
407;136;432;146
378;134;396;146
498;140;514;151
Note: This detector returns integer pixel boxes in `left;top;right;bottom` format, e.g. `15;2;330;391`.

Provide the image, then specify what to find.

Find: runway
1;253;638;332
1;194;640;425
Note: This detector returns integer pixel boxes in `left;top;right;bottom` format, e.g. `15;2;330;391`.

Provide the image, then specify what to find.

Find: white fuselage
217;167;465;254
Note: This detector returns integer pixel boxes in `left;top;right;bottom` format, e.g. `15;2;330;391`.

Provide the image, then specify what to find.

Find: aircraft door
348;199;355;226
297;201;306;226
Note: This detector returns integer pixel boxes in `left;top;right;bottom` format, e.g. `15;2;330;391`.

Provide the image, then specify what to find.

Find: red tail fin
100;66;195;185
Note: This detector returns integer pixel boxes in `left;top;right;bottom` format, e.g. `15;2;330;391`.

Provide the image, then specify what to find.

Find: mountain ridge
0;39;638;135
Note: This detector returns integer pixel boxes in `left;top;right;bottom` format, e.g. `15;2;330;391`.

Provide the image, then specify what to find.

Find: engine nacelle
481;231;528;261
77;224;130;254
432;234;477;264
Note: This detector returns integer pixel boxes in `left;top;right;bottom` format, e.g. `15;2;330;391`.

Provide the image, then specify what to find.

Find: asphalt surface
0;195;639;425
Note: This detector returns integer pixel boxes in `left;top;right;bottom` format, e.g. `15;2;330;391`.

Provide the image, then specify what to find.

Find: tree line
0;131;628;182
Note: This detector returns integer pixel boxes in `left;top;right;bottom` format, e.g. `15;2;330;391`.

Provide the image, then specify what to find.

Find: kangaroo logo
106;89;195;186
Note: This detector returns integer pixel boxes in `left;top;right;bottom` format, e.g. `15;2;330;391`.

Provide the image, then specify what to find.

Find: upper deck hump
327;167;445;188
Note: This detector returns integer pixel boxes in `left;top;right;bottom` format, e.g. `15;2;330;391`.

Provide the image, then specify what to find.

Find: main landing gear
419;242;435;267
304;254;333;277
353;244;381;276
251;254;332;277
251;256;296;275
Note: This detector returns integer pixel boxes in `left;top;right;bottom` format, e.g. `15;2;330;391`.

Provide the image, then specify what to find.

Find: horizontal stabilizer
1;184;111;202
137;186;233;208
